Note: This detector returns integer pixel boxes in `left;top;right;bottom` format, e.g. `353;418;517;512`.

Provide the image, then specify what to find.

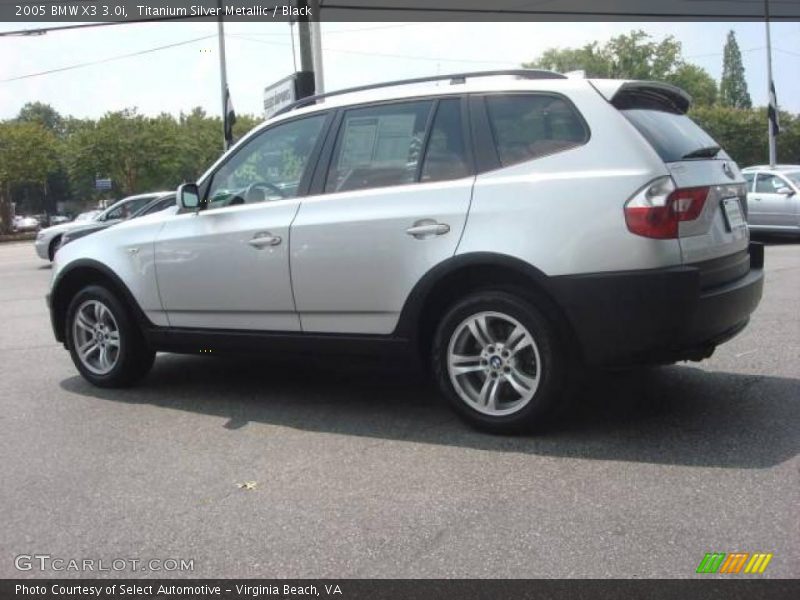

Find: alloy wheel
446;310;542;416
72;299;121;375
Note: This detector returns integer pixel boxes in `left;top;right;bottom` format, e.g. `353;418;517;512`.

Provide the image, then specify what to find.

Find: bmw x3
48;70;764;432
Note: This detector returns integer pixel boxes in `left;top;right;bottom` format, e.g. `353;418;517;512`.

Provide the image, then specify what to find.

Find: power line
684;45;800;59
229;33;514;66
0;35;216;82
224;23;420;36
684;45;765;59
0;17;189;37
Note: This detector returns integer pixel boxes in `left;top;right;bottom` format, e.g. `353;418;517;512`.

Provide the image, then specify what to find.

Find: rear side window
485;95;588;167
743;173;755;190
622;110;720;162
325;101;433;193
421;99;469;182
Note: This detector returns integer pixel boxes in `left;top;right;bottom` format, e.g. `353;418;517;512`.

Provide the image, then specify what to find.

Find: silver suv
48;71;764;432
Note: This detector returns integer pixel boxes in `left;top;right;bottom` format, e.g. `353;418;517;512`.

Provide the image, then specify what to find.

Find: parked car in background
742;165;800;235
35;192;170;261
58;193;177;250
12;215;40;232
48;71;764;433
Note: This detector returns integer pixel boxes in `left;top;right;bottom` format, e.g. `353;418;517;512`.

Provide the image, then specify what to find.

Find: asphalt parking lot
0;239;797;579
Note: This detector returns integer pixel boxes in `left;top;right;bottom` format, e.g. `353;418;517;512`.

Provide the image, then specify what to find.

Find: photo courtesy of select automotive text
1;0;798;598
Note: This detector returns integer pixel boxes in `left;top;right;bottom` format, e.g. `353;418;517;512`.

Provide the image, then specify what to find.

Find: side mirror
777;187;795;197
178;183;201;210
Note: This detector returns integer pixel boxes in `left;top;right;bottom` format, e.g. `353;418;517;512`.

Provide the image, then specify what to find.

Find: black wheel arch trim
393;251;561;339
49;258;154;344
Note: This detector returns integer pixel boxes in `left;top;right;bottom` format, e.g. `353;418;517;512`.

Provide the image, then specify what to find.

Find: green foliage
17;101;65;134
691;106;799;167
668;64;718;107
719;30;752;109
528;42;612;78
525;29;718;107
3;103;264;222
0;121;59;232
56;107;263;198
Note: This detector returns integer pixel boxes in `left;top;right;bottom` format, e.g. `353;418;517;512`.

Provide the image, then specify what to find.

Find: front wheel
432;291;571;433
66;285;155;387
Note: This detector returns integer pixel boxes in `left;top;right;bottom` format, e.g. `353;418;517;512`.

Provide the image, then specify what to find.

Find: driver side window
207;114;326;209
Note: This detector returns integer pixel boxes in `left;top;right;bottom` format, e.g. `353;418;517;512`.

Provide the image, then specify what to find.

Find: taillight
624;177;710;239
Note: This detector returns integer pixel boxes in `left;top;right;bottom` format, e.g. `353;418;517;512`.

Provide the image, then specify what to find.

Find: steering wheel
244;182;286;203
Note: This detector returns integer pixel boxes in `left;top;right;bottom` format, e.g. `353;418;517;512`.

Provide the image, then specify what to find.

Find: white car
741;165;800;234
35;193;168;261
13;215;40;232
48;71;763;432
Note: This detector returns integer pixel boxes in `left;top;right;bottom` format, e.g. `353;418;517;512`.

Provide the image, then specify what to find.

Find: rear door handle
406;220;450;239
248;232;282;248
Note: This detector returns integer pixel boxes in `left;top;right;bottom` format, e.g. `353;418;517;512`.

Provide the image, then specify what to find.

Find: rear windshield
621;109;720;163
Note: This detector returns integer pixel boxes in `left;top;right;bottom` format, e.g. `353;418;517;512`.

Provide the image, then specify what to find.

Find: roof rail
272;69;566;117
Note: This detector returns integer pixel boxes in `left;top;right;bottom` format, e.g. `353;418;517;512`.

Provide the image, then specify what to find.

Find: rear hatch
593;80;750;280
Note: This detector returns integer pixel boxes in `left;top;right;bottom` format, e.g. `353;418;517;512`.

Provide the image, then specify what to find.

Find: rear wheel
66;285;155;387
432;291;570;433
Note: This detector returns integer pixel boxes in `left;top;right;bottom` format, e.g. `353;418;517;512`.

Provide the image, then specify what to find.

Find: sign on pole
95;178;112;191
263;72;315;119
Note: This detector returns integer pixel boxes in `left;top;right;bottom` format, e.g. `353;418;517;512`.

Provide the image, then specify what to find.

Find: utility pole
309;0;324;95
295;0;323;98
217;0;230;150
296;1;313;84
765;0;777;167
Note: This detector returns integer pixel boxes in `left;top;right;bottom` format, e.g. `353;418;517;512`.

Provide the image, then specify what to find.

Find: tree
525;29;718;106
691;106;799;166
0;122;58;233
668;64;718;107
17;102;64;134
719;30;752;109
530;42;612;78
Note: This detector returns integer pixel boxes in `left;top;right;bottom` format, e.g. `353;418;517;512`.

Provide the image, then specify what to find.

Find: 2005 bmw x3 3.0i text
47;70;764;433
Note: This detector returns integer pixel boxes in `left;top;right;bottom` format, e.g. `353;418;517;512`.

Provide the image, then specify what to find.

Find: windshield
75;211;100;222
101;195;157;221
784;171;800;188
621;109;722;163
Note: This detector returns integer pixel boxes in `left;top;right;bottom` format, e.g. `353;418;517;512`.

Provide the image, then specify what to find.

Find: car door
154;113;329;331
752;172;793;227
290;97;475;334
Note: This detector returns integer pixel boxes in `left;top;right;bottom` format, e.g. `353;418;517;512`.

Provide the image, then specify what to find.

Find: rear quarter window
485;94;589;167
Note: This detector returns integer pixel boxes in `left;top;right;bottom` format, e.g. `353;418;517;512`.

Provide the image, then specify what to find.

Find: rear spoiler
588;79;692;115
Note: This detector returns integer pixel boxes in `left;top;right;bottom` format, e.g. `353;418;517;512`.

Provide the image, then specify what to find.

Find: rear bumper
551;243;764;366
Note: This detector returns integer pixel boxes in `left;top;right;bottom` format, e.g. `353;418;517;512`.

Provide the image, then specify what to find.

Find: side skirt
145;327;414;358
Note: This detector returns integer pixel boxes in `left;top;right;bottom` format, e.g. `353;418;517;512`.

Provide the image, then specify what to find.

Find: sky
1;20;799;121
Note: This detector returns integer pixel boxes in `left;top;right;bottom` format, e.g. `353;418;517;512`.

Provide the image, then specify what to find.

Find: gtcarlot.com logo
14;554;194;573
696;552;773;574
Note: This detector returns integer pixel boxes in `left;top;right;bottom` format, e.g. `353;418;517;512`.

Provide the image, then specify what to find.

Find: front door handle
248;232;282;248
406;220;450;239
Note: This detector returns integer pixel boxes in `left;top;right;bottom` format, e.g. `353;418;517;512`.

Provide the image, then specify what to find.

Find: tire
65;285;155;388
432;290;572;434
48;236;61;262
